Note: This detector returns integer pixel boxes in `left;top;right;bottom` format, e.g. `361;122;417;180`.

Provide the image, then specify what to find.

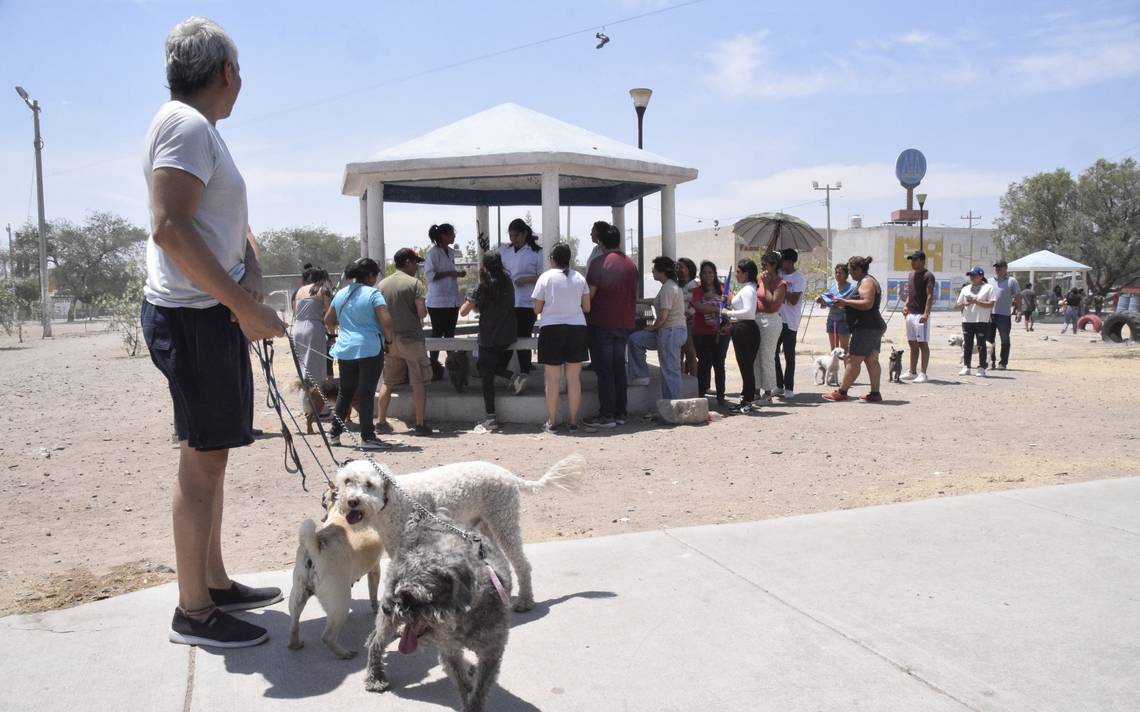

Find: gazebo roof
1006;249;1091;271
342;103;698;206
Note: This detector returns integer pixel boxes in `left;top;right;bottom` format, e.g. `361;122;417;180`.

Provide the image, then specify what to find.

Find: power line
49;0;708;177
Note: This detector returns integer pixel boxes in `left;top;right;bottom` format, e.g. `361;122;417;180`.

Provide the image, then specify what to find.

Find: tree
50;212;147;320
257;226;361;282
99;267;146;357
996;159;1140;293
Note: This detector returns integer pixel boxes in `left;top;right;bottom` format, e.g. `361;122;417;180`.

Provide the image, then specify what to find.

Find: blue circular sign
895;149;927;188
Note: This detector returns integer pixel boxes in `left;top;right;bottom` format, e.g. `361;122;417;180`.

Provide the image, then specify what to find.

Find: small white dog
813;347;846;386
335;454;584;614
288;484;384;659
947;334;964;347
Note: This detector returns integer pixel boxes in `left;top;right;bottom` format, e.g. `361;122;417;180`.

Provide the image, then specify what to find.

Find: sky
2;0;1139;257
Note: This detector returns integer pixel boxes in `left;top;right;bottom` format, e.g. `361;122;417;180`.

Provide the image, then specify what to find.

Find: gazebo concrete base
377;365;698;426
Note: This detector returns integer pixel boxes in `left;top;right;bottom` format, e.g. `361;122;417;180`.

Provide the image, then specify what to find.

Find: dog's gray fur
365;511;511;712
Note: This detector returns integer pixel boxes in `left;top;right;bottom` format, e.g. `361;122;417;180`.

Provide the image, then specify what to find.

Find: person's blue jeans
628;325;687;400
590;327;631;419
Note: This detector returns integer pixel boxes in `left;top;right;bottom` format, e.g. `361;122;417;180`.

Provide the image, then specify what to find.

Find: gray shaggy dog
365;510;511;712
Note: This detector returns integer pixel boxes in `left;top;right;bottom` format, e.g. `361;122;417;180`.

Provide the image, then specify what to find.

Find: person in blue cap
956;266;995;377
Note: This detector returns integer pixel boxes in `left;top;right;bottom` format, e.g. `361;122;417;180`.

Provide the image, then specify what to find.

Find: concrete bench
425;336;537;352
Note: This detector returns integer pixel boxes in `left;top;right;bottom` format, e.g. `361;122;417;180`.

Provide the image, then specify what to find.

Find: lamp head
916;192;927;207
15;86;29;101
629;87;653;109
836;181;843;190
812;181;819;189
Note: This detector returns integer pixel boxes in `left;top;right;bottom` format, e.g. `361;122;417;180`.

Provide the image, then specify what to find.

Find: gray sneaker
169;608;268;648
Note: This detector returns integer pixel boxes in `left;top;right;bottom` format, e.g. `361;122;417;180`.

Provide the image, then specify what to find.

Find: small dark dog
294;378;359;433
446;351;471;393
888;347;904;383
365;510;511;712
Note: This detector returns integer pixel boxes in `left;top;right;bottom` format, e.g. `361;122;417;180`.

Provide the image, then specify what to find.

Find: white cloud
705;12;1140;100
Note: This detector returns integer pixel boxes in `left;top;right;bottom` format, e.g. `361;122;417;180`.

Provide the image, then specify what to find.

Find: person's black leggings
986;314;1012;367
693;333;730;401
330;353;383;440
731;320;760;403
428;307;459;365
962;322;988;368
477;346;514;415
774;324;797;392
503;307;538;374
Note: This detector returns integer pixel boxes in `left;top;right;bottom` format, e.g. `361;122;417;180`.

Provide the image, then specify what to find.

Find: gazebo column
611;205;626;247
366;181;386;267
359;194;368;258
475;204;490;262
660;184;677;259
541;170;561;254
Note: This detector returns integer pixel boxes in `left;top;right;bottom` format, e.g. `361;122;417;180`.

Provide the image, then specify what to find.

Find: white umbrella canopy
733;212;824;252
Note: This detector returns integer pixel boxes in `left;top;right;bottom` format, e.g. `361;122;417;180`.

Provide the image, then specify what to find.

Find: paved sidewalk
3;478;1138;711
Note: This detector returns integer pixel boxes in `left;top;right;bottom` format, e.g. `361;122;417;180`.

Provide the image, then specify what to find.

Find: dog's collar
487;564;510;607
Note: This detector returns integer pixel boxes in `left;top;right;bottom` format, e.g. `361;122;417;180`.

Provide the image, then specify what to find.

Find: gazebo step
375;366;698;426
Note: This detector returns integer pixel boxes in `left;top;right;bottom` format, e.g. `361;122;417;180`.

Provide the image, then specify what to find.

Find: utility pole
961;210;980;267
812;181;842;266
15;86;51;337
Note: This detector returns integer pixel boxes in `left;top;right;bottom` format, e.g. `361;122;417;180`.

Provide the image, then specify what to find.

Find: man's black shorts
142;300;253;451
537;324;588;365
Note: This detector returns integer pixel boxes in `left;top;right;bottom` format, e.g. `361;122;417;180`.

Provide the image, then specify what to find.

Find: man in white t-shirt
775;248;806;398
142;17;285;649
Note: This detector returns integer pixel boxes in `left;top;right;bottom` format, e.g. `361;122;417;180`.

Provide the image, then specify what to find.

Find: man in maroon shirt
901;250;936;383
583;225;637;428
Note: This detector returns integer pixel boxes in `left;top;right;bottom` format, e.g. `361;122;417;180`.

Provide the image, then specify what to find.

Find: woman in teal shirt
323;258;393;450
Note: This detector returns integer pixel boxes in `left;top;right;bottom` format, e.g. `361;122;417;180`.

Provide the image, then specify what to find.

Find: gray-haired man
143;17;285;648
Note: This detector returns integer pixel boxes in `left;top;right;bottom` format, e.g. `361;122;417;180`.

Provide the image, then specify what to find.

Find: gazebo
1006;249;1091;288
341;103;699;266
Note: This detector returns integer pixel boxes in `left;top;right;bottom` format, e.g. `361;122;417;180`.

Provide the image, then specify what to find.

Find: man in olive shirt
902;251;935;383
375;247;432;435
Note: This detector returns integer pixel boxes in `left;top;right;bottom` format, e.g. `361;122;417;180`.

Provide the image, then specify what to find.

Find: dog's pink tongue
398;625;418;655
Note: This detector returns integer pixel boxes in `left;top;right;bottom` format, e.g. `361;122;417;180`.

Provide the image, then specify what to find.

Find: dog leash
487;564;510;607
250;338;336;492
281;331;489;558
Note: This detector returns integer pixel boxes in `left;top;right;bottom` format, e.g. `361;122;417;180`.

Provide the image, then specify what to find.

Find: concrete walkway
3;478;1138;712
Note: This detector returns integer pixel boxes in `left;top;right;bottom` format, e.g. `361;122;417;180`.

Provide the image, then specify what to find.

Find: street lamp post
916;192;928;253
15;86;52;337
812;181;842;267
630;87;652;298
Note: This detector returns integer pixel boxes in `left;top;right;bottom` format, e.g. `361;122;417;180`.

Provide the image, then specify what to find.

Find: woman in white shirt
721;259;761;412
500;218;545;376
957;267;996;377
531;243;591;433
424;223;466;380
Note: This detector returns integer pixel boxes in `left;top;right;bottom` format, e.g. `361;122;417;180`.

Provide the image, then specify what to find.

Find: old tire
1077;314;1103;333
1100;312;1140;343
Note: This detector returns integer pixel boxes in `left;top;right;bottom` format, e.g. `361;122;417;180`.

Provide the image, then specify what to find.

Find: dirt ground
1;312;1138;616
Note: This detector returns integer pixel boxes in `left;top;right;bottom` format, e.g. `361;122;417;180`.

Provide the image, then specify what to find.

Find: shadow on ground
206;589;615;706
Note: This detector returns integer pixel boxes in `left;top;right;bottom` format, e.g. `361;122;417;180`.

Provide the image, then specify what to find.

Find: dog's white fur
813;347;847;386
288;497;385;659
947;334;964;347
335;454;584;614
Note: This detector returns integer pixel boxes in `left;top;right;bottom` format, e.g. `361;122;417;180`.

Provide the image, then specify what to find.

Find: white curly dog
335;454;584;612
813;347;847;387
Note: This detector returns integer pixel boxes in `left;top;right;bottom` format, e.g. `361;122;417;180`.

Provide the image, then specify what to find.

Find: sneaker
996;364;1007;371
912;373;928;384
568;423;596;434
410;424;433;436
329;433;342;446
861;391;883;403
510;374;528;395
583;416;617;429
475;417;500;433
958;366;971;376
169;607;268;648
976;368;987;377
210;581;283;612
614;415;627;426
728;401;753;413
822;390;849;402
375;420;395;434
901;370;915;380
541;421;557;434
772;387;785;397
776;390;795;400
357;438;390;451
628;377;650;387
